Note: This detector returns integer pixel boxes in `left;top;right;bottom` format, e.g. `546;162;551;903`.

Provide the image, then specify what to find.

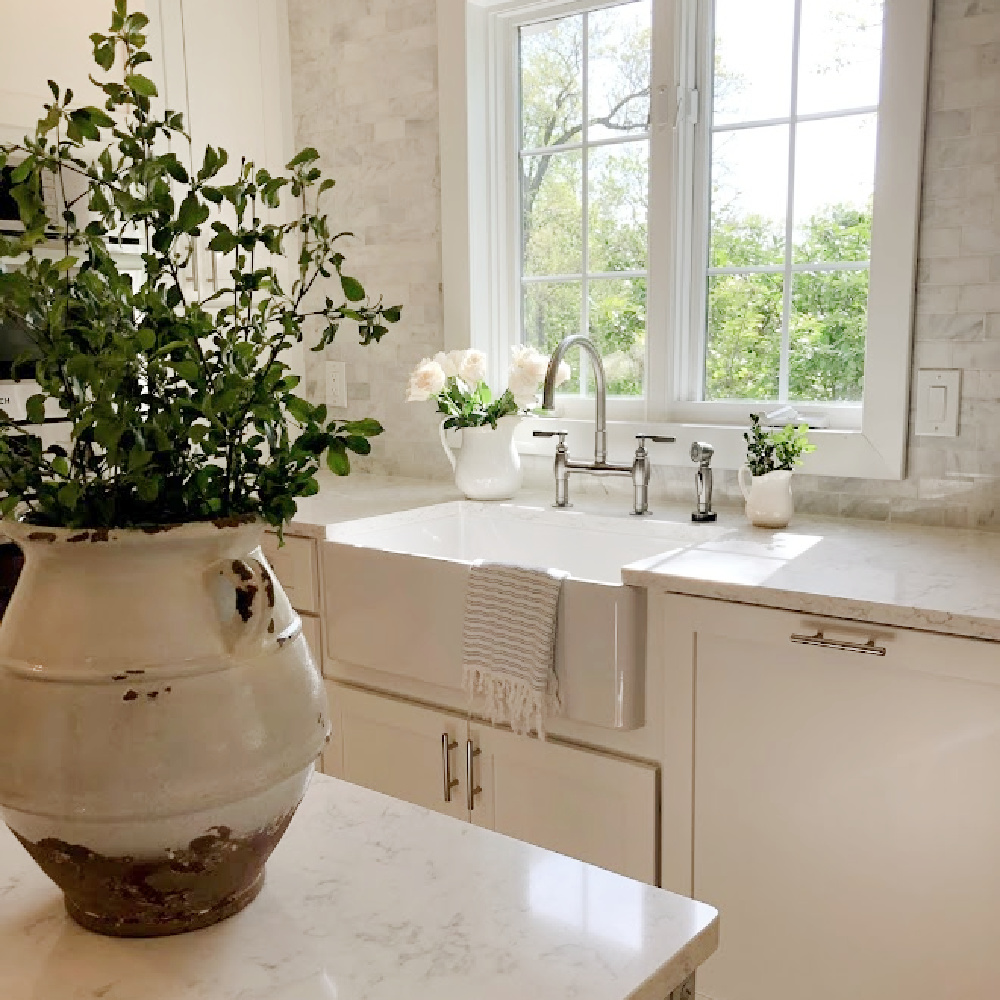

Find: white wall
0;2;116;143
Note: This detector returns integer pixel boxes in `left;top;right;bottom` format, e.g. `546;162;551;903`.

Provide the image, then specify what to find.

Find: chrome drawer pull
466;740;482;812
441;734;459;803
791;631;886;656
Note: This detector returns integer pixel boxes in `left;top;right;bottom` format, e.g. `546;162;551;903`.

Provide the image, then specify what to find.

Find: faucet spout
543;334;608;465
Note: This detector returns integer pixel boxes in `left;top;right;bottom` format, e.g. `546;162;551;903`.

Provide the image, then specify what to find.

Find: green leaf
286;396;314;423
125;73;158;97
286;147;320;169
326;442;350;476
25;395;45;425
173;360;200;382
339;418;383;437
343;435;371;455
340;275;365;302
57;482;81;508
176;192;209;233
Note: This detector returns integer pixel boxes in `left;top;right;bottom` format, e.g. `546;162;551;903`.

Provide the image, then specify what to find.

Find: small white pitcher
738;467;794;528
439;414;523;500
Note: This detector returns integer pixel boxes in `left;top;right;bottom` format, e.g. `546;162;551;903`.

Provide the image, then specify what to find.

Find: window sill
512;416;904;480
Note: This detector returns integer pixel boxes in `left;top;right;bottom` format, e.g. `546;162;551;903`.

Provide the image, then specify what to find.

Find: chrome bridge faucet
532;334;675;515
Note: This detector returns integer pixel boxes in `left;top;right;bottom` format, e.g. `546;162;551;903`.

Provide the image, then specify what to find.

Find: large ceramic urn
0;518;330;937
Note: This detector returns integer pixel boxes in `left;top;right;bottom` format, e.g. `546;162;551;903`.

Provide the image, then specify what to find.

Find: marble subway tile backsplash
288;0;1000;530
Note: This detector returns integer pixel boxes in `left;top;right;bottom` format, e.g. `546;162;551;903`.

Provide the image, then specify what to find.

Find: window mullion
778;0;804;403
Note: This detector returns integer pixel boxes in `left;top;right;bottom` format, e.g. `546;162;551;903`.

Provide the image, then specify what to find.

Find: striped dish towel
462;561;568;738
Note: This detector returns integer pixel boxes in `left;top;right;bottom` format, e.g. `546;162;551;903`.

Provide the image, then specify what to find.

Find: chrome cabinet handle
441;734;459;803
790;631;886;656
184;237;199;287
466;739;482;812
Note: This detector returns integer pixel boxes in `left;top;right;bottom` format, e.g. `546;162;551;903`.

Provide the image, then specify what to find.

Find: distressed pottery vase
0;518;329;937
439;414;523;500
738;467;795;528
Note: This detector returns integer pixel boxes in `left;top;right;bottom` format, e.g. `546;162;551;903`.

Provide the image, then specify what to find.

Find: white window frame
437;0;932;478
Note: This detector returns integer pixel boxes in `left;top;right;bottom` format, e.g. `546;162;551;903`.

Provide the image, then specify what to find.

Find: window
519;5;651;399
703;0;882;405
443;0;932;477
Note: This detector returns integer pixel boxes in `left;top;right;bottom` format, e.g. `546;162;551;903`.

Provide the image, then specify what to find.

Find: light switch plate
915;369;960;437
325;360;348;409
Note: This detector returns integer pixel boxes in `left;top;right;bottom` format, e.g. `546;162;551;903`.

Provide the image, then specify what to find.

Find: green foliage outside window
519;4;872;405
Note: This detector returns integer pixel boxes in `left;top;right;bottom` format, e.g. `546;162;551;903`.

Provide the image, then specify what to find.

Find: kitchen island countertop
0;772;718;1000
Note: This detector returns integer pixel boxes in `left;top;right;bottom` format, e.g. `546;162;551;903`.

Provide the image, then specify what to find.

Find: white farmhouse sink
321;502;714;730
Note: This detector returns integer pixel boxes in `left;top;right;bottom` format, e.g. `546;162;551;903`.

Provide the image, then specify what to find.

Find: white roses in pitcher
406;346;570;429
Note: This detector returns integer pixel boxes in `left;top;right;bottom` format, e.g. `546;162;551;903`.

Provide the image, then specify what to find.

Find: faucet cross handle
635;434;676;450
533;429;569;447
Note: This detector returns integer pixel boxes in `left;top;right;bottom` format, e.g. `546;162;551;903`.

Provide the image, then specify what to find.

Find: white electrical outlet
326;360;348;409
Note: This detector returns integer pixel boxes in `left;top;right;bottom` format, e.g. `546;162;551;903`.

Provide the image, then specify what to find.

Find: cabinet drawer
262;533;318;614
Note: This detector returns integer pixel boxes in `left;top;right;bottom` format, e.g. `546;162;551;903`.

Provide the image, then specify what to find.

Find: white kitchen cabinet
151;0;302;377
324;682;659;882
657;593;1000;1000
470;720;658;884
324;683;470;822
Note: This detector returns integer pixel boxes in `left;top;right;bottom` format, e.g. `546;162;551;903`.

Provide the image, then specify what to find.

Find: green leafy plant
744;413;815;477
0;0;400;530
435;379;519;431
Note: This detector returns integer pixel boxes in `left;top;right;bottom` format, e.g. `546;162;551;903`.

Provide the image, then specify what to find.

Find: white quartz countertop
0;774;718;1000
287;474;1000;642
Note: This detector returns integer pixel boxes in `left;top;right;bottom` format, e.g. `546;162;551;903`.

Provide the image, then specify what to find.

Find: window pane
589;278;646;396
789;269;868;402
588;142;648;272
520;16;583;151
705;273;783;400
710;126;788;268
588;1;651;142
523;281;583;392
793;114;876;263
522;151;583;277
713;0;795;126
798;0;884;116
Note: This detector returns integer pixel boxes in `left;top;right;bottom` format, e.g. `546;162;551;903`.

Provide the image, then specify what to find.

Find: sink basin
321;502;712;730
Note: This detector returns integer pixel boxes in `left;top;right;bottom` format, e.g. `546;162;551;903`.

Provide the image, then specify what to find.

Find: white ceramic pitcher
738;467;795;528
439;414;523;500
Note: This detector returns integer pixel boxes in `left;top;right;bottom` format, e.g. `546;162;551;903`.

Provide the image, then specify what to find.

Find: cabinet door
153;0;295;316
659;594;1000;1000
324;683;469;822
470;722;658;884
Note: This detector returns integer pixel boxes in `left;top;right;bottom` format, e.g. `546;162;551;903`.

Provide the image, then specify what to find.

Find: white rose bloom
555;360;572;386
459;349;488;387
407;358;447;402
433;351;459;379
508;345;558;407
508;367;541;409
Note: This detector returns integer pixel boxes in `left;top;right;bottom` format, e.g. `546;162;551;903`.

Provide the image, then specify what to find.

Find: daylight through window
705;0;884;403
516;0;886;406
519;2;652;399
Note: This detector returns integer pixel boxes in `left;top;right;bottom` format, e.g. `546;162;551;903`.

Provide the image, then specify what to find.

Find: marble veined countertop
287;474;1000;642
0;774;718;1000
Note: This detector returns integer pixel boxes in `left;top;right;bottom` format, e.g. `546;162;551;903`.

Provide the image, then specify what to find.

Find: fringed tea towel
462;560;567;738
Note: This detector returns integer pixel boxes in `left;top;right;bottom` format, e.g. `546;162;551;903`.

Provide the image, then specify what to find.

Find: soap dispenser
690;441;717;522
